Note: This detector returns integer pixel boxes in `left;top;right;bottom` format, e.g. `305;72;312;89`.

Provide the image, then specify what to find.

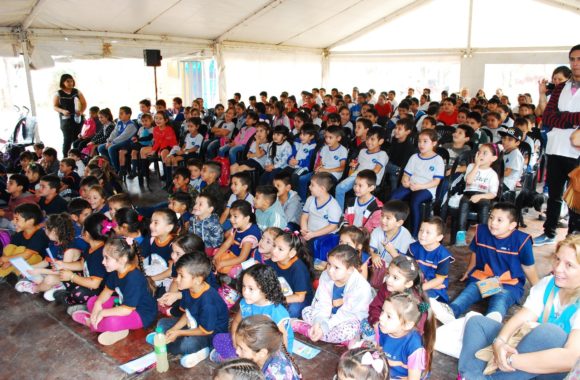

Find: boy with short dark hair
221;172;254;228
385;118;417;191
466;111;489;146
107;193;132;220
68;197;91;252
344;169;383;232
42;147;60;174
336;126;387;209
0;203;49;279
483;111;504;143
200;161;225;215
369;200;414;267
499;127;524;192
431;203;538;324
172;167;194;195
38;174;68;215
67;148;85;177
79;176;99;200
19;151;34;175
186;158;203;192
255;185;287;231
0;174;36;231
442;124;473;171
408;216;453;302
273;171;303;230
153;254;229;368
59;157;81;191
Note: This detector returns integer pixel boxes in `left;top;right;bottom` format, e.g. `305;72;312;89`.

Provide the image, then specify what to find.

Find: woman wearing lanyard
53;74;87;157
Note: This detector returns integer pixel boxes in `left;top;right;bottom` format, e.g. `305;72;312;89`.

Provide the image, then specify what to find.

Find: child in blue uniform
251;227;283;264
152;254;229;368
267;231;313;318
141;208;177;291
214;200;261;280
378;293;436;380
71;237;157;346
408;217;453;302
235;315;302;380
54;213;109;314
68;198;92;253
211;264;293;362
431;202;539;324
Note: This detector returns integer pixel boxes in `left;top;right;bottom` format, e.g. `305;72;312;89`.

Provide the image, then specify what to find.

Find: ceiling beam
466;0;473;51
538;0;580;13
329;45;572;57
133;0;183;34
278;0;367;45
22;0;50;30
327;0;431;50
216;0;286;43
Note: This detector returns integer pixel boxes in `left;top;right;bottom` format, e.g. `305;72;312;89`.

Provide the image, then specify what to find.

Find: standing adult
53;74;86;157
535;45;580;246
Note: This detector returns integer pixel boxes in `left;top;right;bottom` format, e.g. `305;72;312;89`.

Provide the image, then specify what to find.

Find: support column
214;42;227;105
321;48;330;89
19;29;37;117
459;55;485;98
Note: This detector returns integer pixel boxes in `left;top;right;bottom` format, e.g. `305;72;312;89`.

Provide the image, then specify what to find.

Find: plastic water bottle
154;327;169;373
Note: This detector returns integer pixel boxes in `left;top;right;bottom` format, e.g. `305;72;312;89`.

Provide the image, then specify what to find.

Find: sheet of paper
119;352;157;374
9;257;41;282
292;340;321;359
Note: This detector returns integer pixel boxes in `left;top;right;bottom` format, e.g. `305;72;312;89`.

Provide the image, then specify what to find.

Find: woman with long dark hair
53;74;87;156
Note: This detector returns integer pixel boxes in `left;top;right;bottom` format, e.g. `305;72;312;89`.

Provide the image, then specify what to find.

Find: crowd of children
0;81;578;380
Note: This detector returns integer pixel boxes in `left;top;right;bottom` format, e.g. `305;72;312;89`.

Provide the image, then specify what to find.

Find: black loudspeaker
143;49;162;67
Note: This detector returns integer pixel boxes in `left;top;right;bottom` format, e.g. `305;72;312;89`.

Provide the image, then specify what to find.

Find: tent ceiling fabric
0;0;578;60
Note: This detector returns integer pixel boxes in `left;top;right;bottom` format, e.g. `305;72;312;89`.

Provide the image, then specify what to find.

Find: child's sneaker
71;310;91;326
209;348;225;364
98;330;129;346
15;280;39;294
180;347;209;368
145;332;155;345
66;304;87;316
291;319;311;337
430;298;456;324
455;231;467;247
43;283;66;302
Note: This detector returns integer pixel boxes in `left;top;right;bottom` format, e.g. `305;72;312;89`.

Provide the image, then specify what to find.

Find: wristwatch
507;354;515;367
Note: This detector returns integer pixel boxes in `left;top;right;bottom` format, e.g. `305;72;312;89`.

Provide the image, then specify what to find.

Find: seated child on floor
54;213;109;313
87;185;109;214
141;208;177;292
255;185;287;231
369;200;415;271
214;200;261;280
292;245;372;345
335;347;390;380
431;202;539;324
211;264;293;362
251;227;283;264
408;217;453;303
71;237;157;346
200;161;226;216
273;171;303;231
364;255;428;341
151;254;229;368
235;315;302;379
186;158;203;192
0;174;35;232
157;234;218;317
16;213;80;300
212;358;263;379
343;169;383;233
267;231;313;318
0;203;49;280
190;193;224;256
378;293;435;380
38;174;69;216
338;225;371;280
390;129;444;238
221;172;254;231
106;193;132;221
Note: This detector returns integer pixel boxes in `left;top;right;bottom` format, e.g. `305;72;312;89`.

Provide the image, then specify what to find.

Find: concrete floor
0;175;566;379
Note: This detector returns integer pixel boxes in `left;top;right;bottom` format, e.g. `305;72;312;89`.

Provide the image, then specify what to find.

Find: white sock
486;311;503;323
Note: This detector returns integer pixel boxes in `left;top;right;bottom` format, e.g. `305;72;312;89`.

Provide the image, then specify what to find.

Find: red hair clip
137;214;143;222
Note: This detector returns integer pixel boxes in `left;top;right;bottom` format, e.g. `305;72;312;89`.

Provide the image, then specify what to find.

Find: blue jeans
450;282;521;318
288;300;309;318
219;144;244;165
206;139;221;160
297;172;314;203
459;315;568;380
335;175;356;210
385;162;401;191
98;140;131;172
260;168;282;185
157;317;212;355
390;187;432;237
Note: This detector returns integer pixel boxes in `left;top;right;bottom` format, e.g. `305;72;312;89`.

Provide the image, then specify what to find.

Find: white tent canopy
0;0;578;113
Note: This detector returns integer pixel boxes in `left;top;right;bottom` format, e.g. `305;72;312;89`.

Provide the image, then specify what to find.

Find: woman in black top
53;74;87;157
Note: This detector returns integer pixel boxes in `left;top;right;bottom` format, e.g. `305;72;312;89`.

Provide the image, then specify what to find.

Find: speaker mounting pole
153;66;158;102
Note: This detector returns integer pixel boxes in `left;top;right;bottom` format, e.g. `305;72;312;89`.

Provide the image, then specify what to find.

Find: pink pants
87;296;144;333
